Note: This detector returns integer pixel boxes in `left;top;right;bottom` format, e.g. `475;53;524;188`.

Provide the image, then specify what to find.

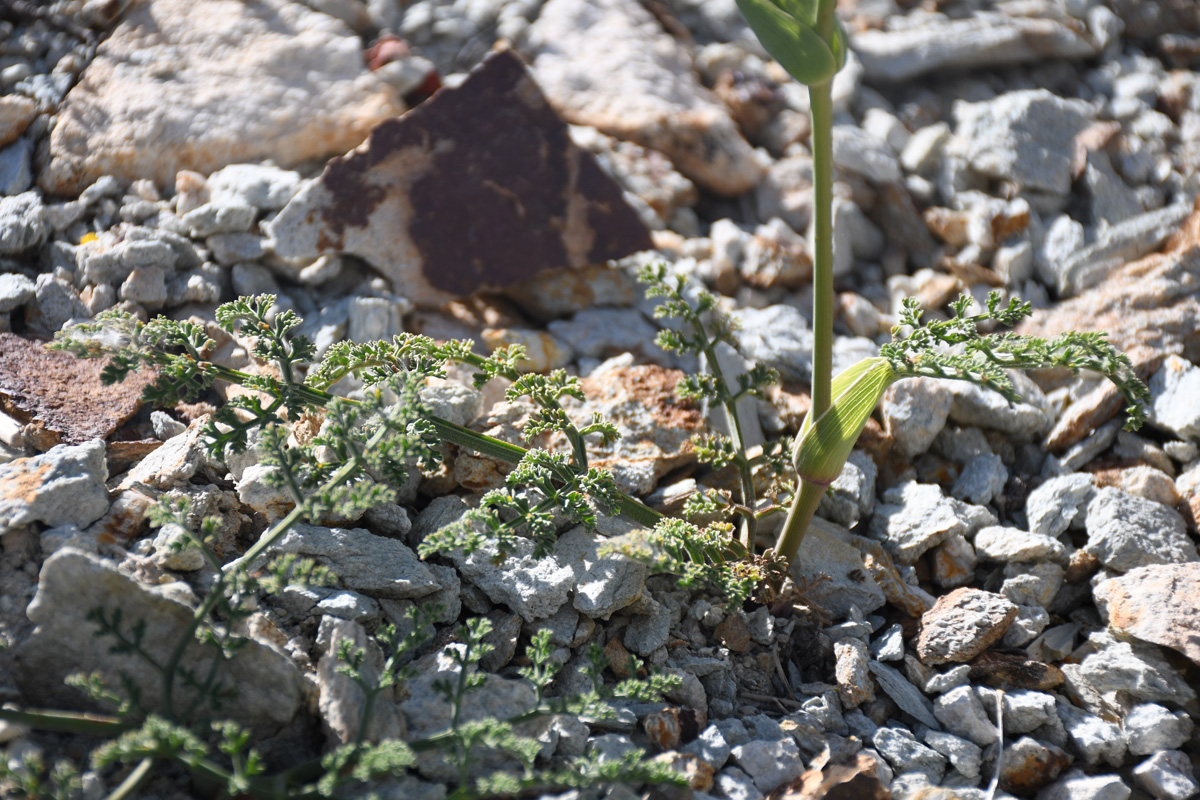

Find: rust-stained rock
968;651;1064;691
1000;736;1072;795
267;50;652;307
714;613;751;653
924;207;971;247
0;440;109;531
1094;563;1200;666
775;753;891;800
114;419;209;492
916;587;1017;665
568;365;706;496
853;541;935;618
1064;548;1101;583
0;95;38;148
604;636;637;679
763;383;812;433
1018;204;1200;365
105;440;164;476
1043;355;1161;451
712;70;780;138
84;489;154;546
1091;464;1180;508
0;333;157;450
931;534;978;589
1181;465;1200;532
642;707;701;751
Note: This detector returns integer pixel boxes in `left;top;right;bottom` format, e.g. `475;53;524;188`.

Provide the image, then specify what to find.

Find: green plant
13;252;1149;793
727;0;1150;563
0;751;81;800
2;297;688;799
641;263;781;549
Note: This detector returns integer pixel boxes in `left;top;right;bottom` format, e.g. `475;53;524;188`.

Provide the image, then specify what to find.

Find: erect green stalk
807;0;839;416
808;78;835;420
775;478;827;563
813;0;838;42
776;67;837;561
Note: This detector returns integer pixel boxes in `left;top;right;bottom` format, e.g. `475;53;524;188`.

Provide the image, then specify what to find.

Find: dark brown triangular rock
267;50;653;306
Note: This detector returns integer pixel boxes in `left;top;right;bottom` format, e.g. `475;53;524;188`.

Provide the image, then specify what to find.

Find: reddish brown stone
764;383;812;433
1043;355;1161;451
968;651;1064;691
1000;737;1072;795
661;753;714;792
775;753;890;800
642;707;702;751
711;70;779;137
567;365;705;495
105;440;163;475
1064;548;1100;583
1091;464;1179;507
923;207;971;247
268;50;653;307
1018;205;1200;365
0;333;157;450
1095;563;1200;665
914;273;962;313
916;587;1017;665
604;636;638;680
714;613;751;653
87;489;154;546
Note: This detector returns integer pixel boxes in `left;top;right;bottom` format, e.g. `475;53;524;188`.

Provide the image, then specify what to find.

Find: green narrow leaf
735;0;839;86
793;357;895;485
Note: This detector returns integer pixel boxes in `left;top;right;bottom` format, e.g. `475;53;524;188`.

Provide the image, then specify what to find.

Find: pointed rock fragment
268;50;652;306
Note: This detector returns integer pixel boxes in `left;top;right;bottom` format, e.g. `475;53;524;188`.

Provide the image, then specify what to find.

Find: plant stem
697;330;756;548
808;78;835;421
106;757;153;800
0;706;127;735
161;584;225;720
774;474;826;564
775;71;835;563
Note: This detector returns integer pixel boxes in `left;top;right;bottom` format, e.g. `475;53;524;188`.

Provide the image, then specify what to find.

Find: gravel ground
2;1;1200;799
